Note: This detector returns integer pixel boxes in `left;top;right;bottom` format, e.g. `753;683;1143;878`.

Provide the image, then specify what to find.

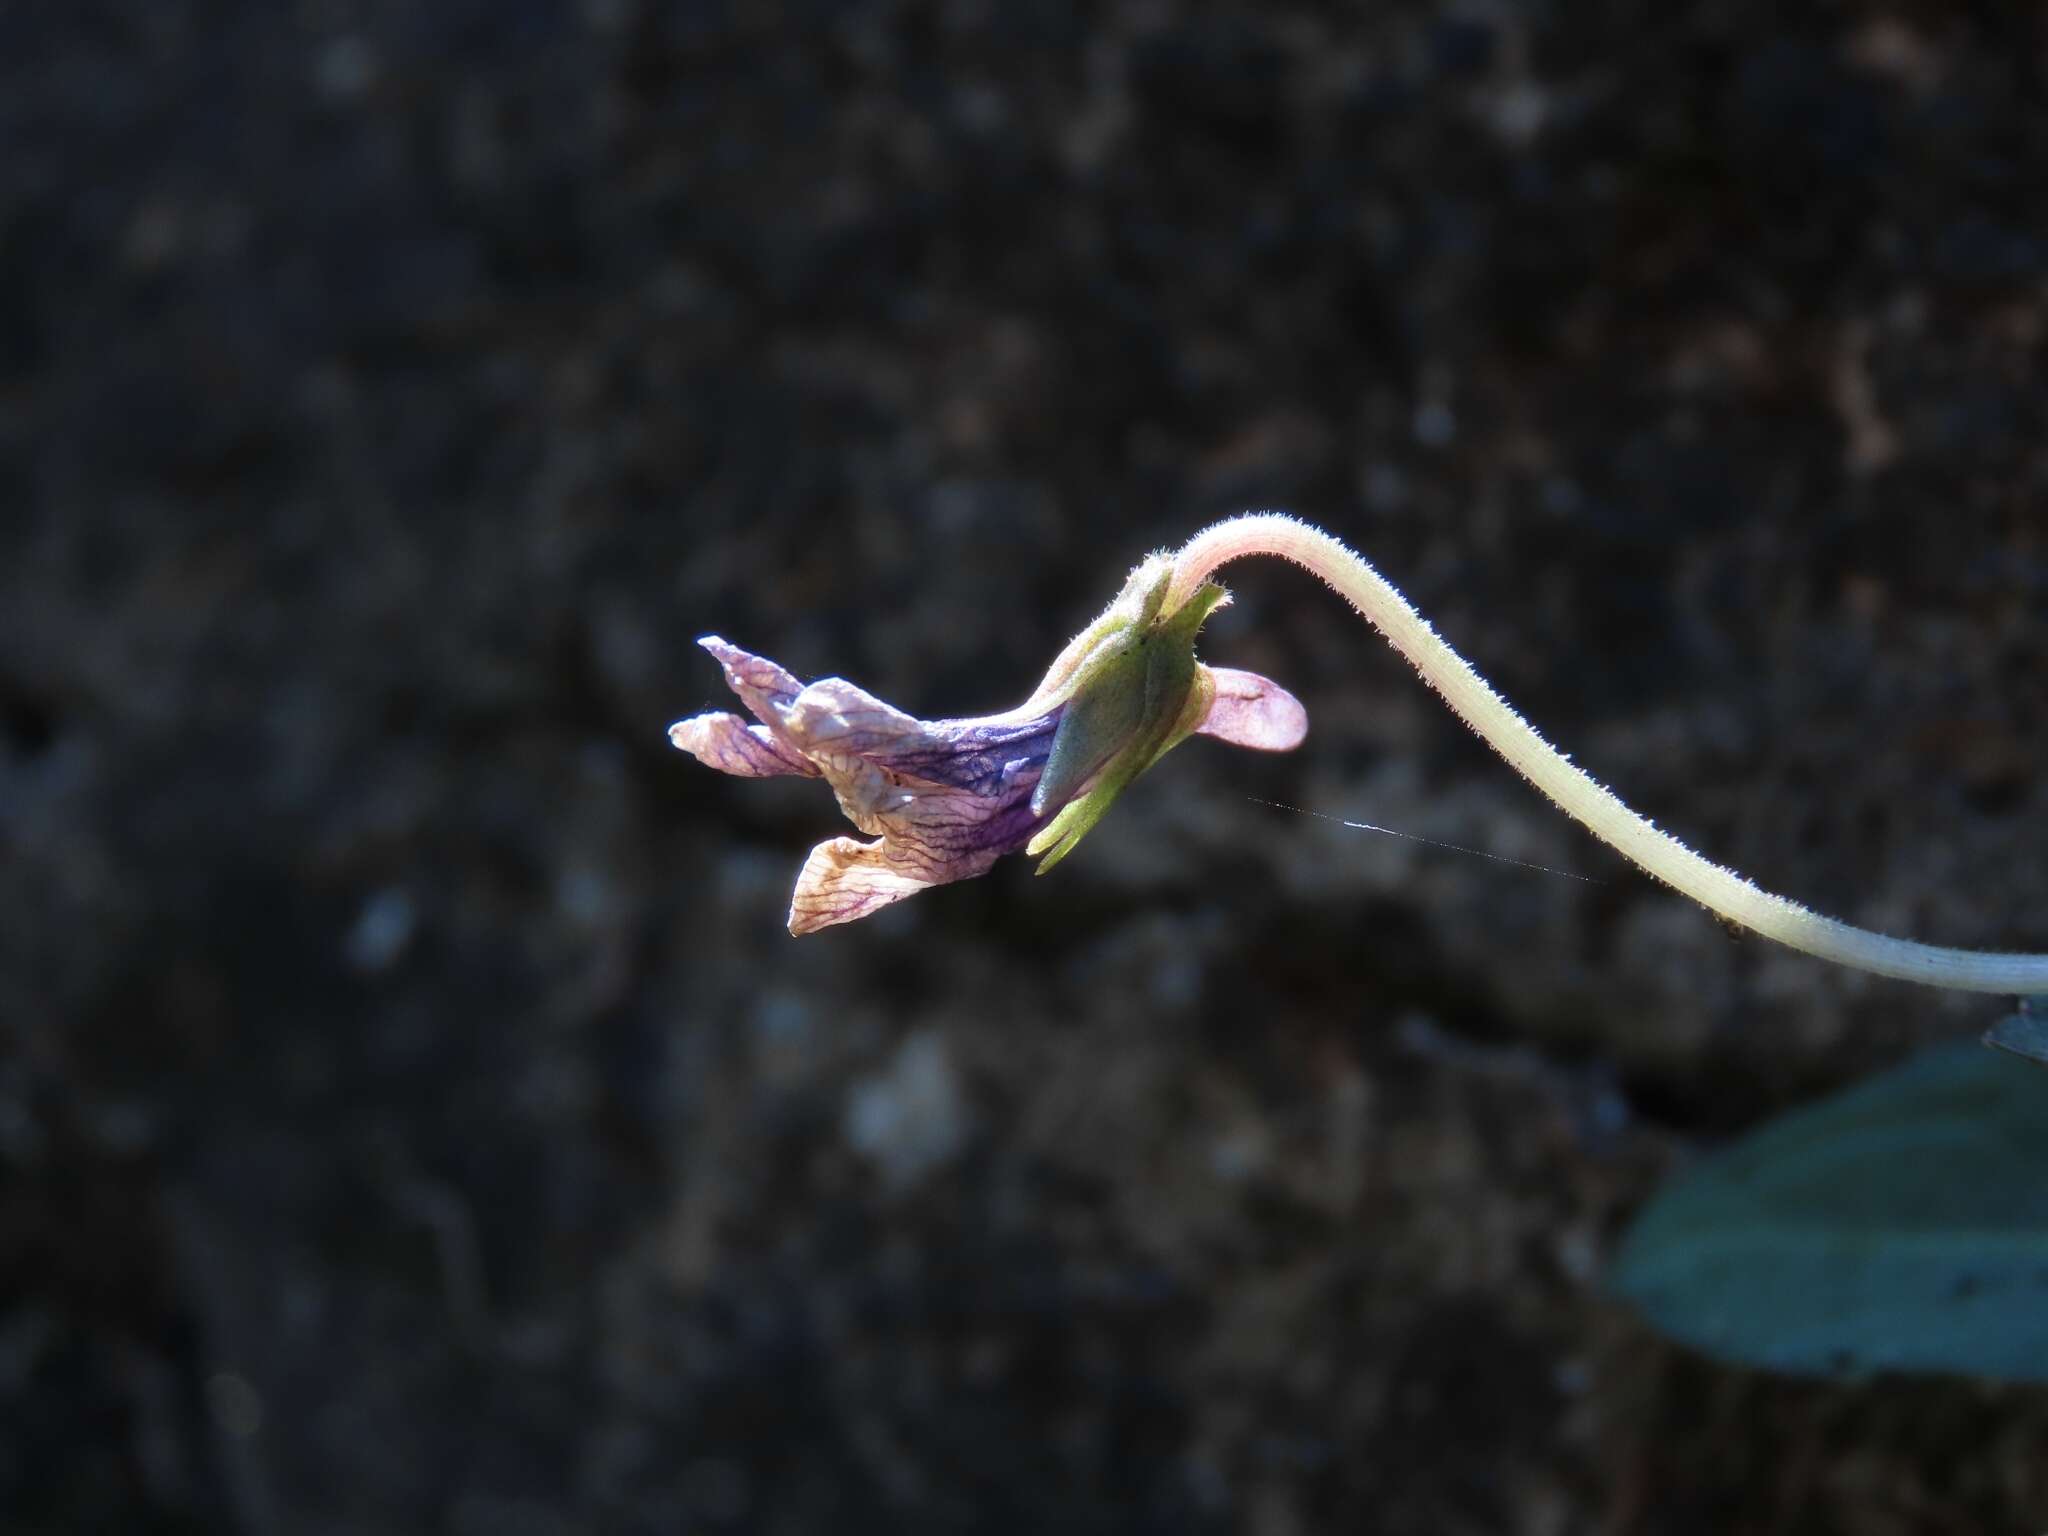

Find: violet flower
671;554;1306;934
675;512;2048;997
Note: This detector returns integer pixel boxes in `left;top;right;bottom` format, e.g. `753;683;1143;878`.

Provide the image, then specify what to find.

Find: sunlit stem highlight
1168;512;2048;996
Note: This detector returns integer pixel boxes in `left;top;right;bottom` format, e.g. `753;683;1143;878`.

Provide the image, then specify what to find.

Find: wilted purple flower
672;557;1306;933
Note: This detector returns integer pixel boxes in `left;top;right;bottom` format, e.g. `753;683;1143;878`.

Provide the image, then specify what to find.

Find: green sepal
1025;579;1226;870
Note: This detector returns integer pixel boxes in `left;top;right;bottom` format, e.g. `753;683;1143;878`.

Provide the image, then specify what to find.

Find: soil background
4;2;2047;1532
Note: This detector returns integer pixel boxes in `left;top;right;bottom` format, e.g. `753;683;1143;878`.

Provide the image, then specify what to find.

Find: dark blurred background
4;2;2046;1532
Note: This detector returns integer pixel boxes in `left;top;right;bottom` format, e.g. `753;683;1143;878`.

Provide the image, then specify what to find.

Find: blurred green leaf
1984;997;2048;1068
1612;1043;2048;1382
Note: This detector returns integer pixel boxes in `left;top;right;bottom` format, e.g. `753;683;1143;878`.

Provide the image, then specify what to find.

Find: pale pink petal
669;712;820;778
1195;666;1308;752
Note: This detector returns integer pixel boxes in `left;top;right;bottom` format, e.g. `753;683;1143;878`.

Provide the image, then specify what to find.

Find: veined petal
668;712;820;778
780;679;940;828
790;833;1003;935
698;636;808;732
1196;666;1308;752
783;678;1057;823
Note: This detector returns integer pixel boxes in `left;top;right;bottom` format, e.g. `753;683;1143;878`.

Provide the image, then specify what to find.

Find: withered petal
788;834;1005;935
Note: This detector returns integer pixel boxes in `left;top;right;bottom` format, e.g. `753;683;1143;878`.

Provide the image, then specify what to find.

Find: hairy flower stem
1168;513;2048;996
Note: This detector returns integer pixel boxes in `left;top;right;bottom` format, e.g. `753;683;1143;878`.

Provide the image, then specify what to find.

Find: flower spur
670;552;1307;933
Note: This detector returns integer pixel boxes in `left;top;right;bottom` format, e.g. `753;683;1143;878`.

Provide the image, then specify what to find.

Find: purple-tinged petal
783;681;1055;895
869;776;1047;870
668;711;820;779
781;678;1058;818
1195;666;1308;752
698;636;808;733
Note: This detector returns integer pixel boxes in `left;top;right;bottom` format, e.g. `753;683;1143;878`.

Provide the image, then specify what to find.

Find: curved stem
1169;512;2048;996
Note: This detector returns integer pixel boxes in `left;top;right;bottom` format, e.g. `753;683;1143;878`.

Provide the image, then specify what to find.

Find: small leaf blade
1984;996;2048;1068
1612;1044;2048;1382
